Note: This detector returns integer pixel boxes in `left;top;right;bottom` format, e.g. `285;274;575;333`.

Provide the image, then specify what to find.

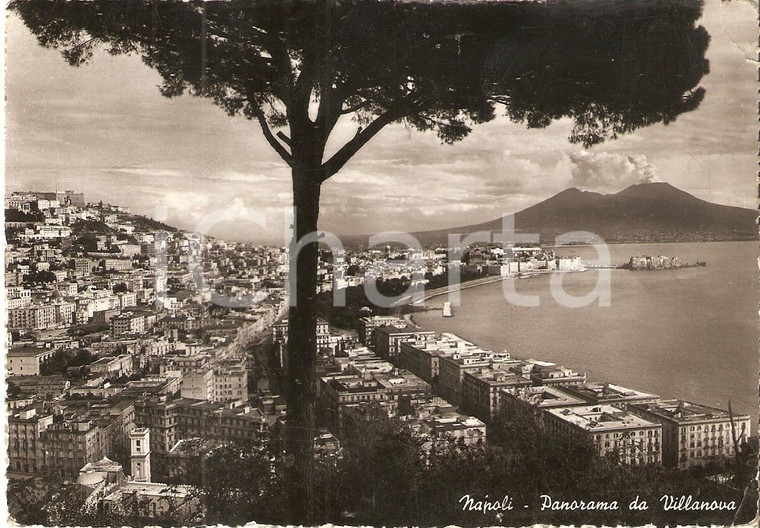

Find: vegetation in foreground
9;404;756;527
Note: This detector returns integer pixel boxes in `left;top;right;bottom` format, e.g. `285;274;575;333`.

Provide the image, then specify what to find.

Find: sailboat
442;301;453;317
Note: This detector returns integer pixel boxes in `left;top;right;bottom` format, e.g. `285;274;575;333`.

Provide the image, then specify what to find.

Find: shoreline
396;260;704;310
411;274;513;305
395;268;591;308
540;240;756;248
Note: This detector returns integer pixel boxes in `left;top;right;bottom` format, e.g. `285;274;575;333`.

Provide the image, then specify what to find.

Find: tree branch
417;113;455;129
320;107;404;182
250;104;293;166
276;131;292;147
340;99;373;115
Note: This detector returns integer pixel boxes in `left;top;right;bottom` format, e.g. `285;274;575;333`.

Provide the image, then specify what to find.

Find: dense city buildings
398;333;498;385
5;192;287;490
4;190;752;522
272;318;337;368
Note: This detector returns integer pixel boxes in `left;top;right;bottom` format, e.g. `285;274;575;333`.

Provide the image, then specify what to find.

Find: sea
413;241;758;431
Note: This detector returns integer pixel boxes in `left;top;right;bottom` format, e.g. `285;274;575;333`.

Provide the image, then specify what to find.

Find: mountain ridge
346;182;757;246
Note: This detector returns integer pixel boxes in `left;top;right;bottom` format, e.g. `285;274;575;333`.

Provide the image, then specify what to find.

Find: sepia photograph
3;0;758;526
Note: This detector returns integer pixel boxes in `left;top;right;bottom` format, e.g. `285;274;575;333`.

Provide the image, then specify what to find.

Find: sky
5;0;758;244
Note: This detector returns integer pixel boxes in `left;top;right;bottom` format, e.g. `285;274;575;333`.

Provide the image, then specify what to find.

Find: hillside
127;214;178;233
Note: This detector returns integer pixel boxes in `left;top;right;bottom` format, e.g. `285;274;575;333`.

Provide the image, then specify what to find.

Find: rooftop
559;382;659;404
502;385;586;408
425;416;486;433
7;347;48;357
167;437;221;457
79;456;123;474
546;404;660;432
327;377;384;394
103;481;194;501
375;370;430;391
630;399;751;423
466;368;530;386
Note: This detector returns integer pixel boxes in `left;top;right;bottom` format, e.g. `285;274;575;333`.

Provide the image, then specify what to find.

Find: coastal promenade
391;274;511;307
393;268;590;307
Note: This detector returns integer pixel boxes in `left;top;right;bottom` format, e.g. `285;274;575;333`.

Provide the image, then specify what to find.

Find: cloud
6;0;756;242
569;151;660;192
106;167;190;179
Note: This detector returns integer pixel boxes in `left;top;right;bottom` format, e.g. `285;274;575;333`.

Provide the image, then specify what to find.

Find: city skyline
6;0;757;244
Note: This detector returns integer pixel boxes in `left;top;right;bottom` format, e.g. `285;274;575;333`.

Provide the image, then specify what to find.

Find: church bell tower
129;427;151;482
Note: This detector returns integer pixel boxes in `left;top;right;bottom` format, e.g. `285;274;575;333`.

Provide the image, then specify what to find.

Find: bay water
413;241;758;430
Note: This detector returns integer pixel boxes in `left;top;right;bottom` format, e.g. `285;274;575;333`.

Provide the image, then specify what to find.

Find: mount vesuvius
404;182;758;246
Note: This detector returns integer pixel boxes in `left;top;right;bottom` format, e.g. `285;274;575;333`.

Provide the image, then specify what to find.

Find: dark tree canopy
13;0;709;173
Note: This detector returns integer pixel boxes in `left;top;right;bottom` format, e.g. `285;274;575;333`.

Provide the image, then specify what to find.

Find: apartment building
181;369;214;401
6;347;60;376
628;399;751;468
7;407;54;474
358;315;402;345
8;305;57;330
373;324;434;362
461;366;532;422
544;404;662;465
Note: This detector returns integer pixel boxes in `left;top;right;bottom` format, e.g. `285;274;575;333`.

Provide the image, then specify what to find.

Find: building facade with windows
7;407;54;474
628;399;751;468
6;347;59;376
544;404;662;465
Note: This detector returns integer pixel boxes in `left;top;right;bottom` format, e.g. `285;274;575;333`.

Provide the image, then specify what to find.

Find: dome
76;471;106;487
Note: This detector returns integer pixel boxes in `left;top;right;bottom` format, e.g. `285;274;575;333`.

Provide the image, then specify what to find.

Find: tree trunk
284;161;322;524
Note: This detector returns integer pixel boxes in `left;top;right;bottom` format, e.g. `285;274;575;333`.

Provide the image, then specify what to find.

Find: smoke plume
569;151;660;192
